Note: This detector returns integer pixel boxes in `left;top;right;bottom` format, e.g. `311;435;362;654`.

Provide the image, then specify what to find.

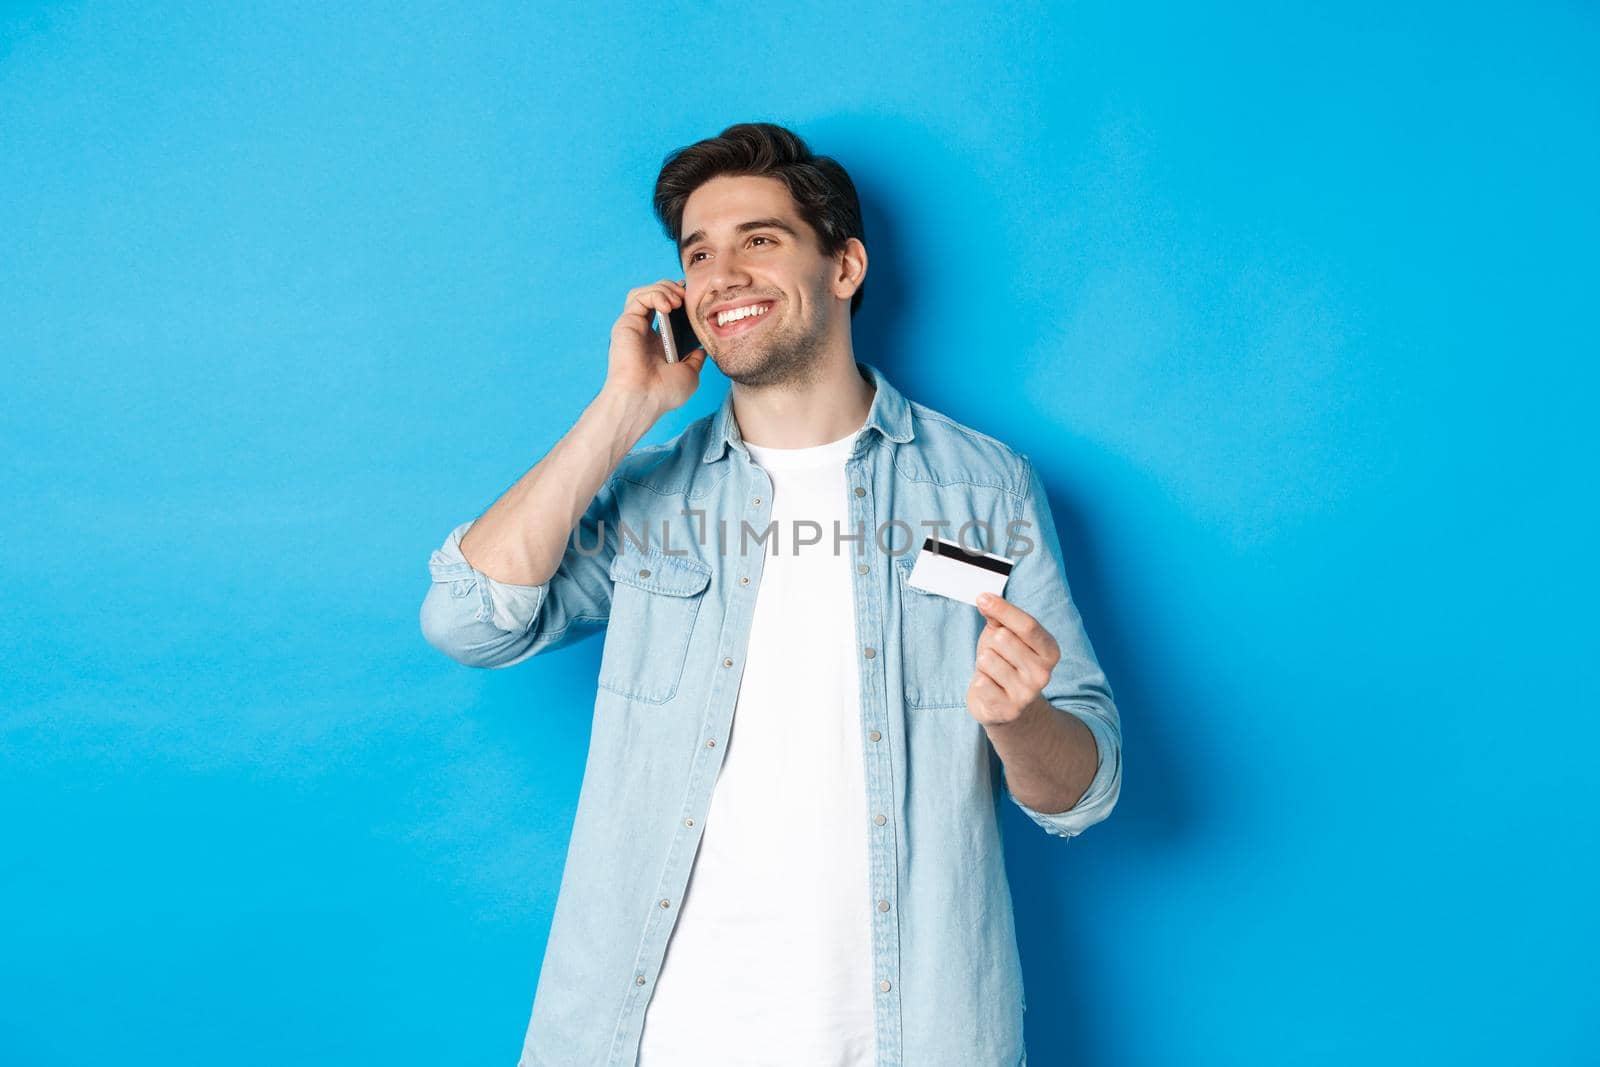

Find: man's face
678;174;839;388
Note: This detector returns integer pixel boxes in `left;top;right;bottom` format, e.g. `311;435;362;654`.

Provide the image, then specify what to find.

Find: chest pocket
895;554;985;709
598;545;713;704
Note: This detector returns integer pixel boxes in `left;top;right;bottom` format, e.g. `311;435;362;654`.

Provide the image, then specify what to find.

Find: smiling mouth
707;300;777;338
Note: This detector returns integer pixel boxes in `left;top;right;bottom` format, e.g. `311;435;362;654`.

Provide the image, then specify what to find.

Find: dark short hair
653;122;866;317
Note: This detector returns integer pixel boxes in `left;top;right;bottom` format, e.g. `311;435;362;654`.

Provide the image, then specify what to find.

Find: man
420;122;1121;1067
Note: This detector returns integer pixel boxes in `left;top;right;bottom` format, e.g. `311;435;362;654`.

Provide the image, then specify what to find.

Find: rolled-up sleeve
998;455;1123;839
419;475;621;669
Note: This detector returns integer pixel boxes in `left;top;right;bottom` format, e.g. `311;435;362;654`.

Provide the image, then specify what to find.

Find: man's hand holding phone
458;278;703;589
607;278;707;415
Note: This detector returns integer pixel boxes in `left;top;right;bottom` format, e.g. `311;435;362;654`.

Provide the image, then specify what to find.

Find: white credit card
906;536;1016;607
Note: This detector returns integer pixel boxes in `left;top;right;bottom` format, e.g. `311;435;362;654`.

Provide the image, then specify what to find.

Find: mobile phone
652;301;701;364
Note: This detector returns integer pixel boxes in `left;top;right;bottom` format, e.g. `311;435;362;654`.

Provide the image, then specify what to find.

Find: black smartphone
652;300;701;364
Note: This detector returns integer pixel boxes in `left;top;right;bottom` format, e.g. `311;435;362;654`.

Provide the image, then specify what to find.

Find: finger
649;278;686;304
974;644;1028;702
976;592;1031;634
983;626;1051;691
977;594;1056;660
633;288;673;319
968;667;1005;713
969;663;1021;717
625;289;661;320
979;625;1026;673
626;283;681;319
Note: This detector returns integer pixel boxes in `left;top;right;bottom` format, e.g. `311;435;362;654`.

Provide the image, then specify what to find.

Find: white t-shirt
636;424;876;1067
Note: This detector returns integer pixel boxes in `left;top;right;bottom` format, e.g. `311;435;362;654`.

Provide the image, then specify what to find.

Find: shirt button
869;730;881;742
659;898;671;908
857;563;868;575
722;657;733;667
638;568;651;579
636;975;646;986
877;899;890;912
752;497;762;506
854;486;867;497
879;979;892;992
707;738;717;748
684;817;694;827
863;646;876;659
740;576;750;585
873;814;887;826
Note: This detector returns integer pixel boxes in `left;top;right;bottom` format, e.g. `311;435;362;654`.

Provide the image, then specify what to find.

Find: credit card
905;536;1016;607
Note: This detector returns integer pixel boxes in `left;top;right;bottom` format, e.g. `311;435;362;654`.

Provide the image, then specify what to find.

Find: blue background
3;2;1595;1064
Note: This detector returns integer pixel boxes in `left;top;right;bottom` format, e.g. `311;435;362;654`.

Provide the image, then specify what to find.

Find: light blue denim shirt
420;360;1122;1067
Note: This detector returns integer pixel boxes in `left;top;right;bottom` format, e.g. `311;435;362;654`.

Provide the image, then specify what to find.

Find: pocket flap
610;545;712;597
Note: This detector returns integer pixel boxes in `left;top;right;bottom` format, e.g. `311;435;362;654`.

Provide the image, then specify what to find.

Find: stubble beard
711;298;829;390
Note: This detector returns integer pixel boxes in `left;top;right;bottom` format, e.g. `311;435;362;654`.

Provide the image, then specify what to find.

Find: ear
832;237;867;303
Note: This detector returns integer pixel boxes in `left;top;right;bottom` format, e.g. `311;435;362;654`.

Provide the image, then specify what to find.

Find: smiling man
419;122;1122;1067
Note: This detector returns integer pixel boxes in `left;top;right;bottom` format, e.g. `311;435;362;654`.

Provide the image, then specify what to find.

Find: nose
705;251;753;306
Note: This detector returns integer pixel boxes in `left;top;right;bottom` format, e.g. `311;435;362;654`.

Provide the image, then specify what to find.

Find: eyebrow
678;216;801;255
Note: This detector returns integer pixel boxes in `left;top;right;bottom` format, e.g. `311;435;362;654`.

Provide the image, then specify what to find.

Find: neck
732;355;874;449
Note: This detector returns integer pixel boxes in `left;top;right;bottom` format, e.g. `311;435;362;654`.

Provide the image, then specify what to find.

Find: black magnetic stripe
921;537;1014;576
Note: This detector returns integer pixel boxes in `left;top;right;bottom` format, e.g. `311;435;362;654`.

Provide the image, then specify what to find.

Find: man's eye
688;237;772;266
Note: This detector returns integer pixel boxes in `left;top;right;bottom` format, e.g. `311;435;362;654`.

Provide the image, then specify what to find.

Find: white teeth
716;303;769;327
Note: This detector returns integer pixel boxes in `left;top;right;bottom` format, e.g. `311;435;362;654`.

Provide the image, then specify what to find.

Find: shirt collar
700;360;915;465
